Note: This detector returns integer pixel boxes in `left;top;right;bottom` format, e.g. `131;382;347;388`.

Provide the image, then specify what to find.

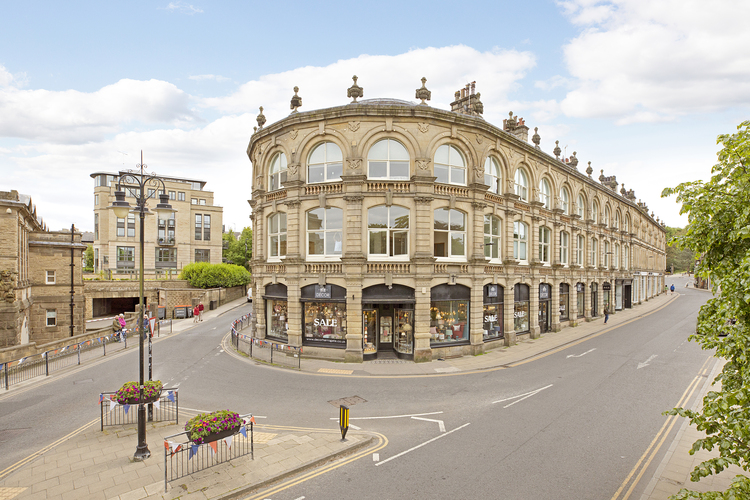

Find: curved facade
247;87;667;363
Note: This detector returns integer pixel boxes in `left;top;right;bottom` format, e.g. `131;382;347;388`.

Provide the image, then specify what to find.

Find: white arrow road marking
492;384;554;408
330;411;443;421
349;424;361;430
411;416;446;433
375;423;470;466
567;348;596;358
638;354;658;369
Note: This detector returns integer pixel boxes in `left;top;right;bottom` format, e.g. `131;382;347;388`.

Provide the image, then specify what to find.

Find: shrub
179;263;251;289
184;410;242;444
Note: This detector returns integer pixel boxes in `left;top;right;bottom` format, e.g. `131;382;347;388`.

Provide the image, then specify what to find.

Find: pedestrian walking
670;284;675;295
198;302;204;321
112;315;121;341
193;305;199;323
118;314;127;341
604;306;609;324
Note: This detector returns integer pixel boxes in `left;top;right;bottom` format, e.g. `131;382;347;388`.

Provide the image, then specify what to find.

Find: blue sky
2;1;749;232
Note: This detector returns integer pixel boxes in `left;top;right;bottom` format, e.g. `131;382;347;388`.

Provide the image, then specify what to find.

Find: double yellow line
610;356;714;500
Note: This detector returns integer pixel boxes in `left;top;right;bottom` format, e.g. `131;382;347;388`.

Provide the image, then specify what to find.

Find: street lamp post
107;151;174;460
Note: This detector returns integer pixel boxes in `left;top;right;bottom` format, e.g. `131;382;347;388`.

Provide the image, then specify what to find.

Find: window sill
367;255;410;262
434;257;468;263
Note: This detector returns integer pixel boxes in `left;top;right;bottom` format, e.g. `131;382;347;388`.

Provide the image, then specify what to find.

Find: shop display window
577;283;585;318
395;309;414;354
363;310;377;355
267;299;288;341
483;304;503;340
559;283;570;321
304;302;346;345
429;300;469;344
514;284;530;333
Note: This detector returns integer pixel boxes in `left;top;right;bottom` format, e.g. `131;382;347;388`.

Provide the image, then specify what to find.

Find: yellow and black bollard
339;405;349;441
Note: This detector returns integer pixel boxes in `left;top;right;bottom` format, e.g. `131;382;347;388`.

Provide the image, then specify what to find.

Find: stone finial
347;75;364;103
473;92;484;115
569;151;578;169
620;184;627;196
506;112;517;130
415;77;431;105
553;140;561;160
599;169;606;183
253;126;257;133
532;127;541;149
586;161;593;178
290;86;302;113
256;106;266;129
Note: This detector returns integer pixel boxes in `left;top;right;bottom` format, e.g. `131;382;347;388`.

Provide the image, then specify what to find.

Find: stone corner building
0;190;85;348
247;78;667;363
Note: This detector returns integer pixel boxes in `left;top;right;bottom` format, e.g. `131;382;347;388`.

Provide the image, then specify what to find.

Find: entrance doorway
623;284;632;308
539;283;551;333
361;284;415;359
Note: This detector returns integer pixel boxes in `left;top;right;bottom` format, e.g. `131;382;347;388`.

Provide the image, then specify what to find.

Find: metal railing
99;388;179;430
230;314;302;369
163;414;255;492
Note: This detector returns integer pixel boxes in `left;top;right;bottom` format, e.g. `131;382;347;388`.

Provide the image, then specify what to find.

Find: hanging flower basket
185;410;242;445
114;380;163;405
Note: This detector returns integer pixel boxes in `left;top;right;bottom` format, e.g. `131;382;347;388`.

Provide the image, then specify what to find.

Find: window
94;213;99;240
308;142;343;183
513;221;528;261
307;207;343;258
559;283;570;321
624;245;629;270
614;211;620;230
46;310;57;327
195;249;210;262
117;217;125;237
539;226;551;264
203;215;211;240
515;169;528;201
577;194;585;218
604;206;611;226
592;200;599;224
514;284;530;333
367;139;409;179
158;213;175;244
484;157;501;194
94;194;99;206
368;205;409;258
178;192;185;201
169;191;176;200
116;246;135;268
155;248;176;268
560;188;570;214
604;241;611;267
560;231;569;265
590;238;598;267
127;213;135;237
624;214;630;232
269;152;288;191
46;270;56;284
484;215;501;261
269;213;287;258
433;208;465;258
434;145;466;185
483;284;504;340
192;181;202;190
148;188;156;198
195;214;202;240
577;234;585;266
615;243;620;268
191;198;197;205
199;199;206;205
539;178;551;209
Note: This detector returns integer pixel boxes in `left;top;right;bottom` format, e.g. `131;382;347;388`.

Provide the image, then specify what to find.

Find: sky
2;0;749;233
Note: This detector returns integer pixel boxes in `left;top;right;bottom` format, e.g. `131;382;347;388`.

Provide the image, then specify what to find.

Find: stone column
469;279;484;355
570;282;579;325
529;277;540;339
345;279;363;363
550;278;560;332
286;279;302;347
414;279;432;362
504;283;516;346
584;279;592;321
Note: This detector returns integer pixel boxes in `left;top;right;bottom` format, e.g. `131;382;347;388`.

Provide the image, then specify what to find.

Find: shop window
308;142;343;184
539;178;551;209
576;282;585;318
368;205;409;258
367;139;409;179
269;152;288;191
560;231;569;265
433;208;465;259
116;246;135;268
46;309;57;327
513;284;530;333
267;299;288;341
430;284;470;345
514;221;528;261
302;284;347;346
539;226;551;264
577;193;585;218
577;234;585;266
559;283;570;321
483;284;504;341
269;213;287;259
560;187;570;214
484;157;501;194
307;207;343;258
484;215;501;261
434;145;466;185
514;168;528;201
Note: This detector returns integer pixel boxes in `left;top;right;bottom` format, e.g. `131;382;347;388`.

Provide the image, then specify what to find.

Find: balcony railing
158;237;176;246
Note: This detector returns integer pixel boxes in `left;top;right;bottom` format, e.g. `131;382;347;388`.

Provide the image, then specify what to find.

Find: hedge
179;262;252;289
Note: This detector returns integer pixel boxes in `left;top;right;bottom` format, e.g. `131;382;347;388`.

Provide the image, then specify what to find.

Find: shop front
615;280;623;310
576;282;585;319
430;284;470;346
559;283;570;322
538;283;551;333
483;284;504;342
603;282;612;313
514;284;530;334
623;279;632;308
362;284;415;359
301;284;347;348
590;282;598;317
264;283;288;342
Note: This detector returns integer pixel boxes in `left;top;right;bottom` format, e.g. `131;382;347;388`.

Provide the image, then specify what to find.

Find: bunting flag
188;444;199;460
167;391;175;403
208;441;218;455
165;440;181;456
17;357;25;365
153;399;160;410
123;404;130;415
239;425;247;438
42;352;47;359
250;415;256;425
109;400;117;412
0;363;3;371
99;393;103;404
224;435;233;450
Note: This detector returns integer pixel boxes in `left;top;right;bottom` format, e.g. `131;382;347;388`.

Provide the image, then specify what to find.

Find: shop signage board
539;284;550;300
488;285;498;298
576;283;585;293
603;283;612;291
315;285;332;299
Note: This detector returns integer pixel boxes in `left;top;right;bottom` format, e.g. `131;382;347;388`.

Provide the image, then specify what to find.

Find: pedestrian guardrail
99;388;179;430
230;314;302;370
163;414;255;492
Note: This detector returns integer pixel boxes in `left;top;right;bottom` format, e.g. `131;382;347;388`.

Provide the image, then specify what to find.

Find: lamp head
155;193;175;218
108;190;131;219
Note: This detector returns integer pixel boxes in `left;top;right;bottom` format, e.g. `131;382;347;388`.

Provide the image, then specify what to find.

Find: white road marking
375;423;470;466
434;366;460;373
411;416;446;433
638;354;658;369
293;497;305;500
373;453;379;462
329;411;443;421
349;424;361;430
566;348;596;358
492;384;554;408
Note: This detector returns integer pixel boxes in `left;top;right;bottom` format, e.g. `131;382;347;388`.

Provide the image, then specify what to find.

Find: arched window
590;237;598;267
484;215;501;261
623;245;629;270
604;240;611;267
367;139;409;179
560;231;569;265
604;206;611;226
269;153;287;191
560;187;570;214
515;168;528;201
539;178;551;209
268;213;287;259
484;157;501;194
539;226;551;264
434;208;465;258
577;234;585;266
308;142;343;184
624;214;630;232
577;193;585;218
368;205;409;258
307;207;343;258
513;221;528;261
592;200;599;224
434;145;466;185
614;211;621;230
615;243;620;268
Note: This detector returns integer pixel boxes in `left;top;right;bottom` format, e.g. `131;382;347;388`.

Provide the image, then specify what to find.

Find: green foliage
222;227;252;269
179;262;251;288
665;226;697;273
84;245;94;272
661;121;750;497
184;410;241;444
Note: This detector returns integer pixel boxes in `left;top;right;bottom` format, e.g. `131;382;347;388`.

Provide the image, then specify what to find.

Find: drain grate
369;359;410;364
328;395;367;407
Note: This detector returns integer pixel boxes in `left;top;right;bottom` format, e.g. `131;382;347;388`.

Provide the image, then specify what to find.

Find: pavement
0;284;744;499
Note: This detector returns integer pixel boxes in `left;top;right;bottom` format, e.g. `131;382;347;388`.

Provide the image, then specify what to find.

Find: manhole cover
328;395;367;407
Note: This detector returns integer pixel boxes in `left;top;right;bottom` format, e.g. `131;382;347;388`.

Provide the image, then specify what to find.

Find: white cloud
189;74;231;82
558;0;750;122
164;2;203;14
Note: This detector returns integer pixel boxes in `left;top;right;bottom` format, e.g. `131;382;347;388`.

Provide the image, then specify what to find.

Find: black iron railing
99;388;179;430
230;314;302;369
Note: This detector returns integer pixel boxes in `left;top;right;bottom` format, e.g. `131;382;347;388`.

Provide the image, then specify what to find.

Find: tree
222;227;252;270
84;245;94;271
665;226;696;273
661;120;750;498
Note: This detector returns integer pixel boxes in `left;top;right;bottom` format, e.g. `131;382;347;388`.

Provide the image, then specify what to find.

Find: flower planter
118;391;161;405
184;410;242;445
113;380;163;405
193;424;242;444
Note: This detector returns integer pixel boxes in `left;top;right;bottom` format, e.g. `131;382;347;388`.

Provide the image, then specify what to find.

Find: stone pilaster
414;279;432;363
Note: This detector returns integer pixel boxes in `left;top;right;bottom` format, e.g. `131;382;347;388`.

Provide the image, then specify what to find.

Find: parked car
247;287;253;303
